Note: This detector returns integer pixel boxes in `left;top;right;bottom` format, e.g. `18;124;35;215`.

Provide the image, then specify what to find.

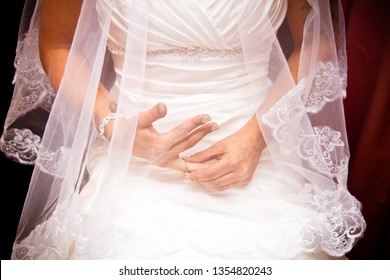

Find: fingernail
201;116;211;123
156;103;164;114
211;124;220;131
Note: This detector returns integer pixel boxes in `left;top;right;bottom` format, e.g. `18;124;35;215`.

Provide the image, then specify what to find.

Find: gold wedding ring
181;157;192;183
182;158;190;175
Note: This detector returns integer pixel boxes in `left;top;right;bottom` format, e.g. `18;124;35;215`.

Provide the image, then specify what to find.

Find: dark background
1;0;389;260
1;0;33;260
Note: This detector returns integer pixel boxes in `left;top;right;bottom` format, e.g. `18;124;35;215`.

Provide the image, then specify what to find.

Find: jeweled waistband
107;42;243;63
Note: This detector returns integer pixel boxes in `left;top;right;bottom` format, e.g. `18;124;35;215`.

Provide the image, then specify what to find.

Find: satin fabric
4;0;365;260
43;0;342;259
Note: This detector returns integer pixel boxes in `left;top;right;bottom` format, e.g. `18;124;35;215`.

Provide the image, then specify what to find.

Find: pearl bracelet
98;113;130;141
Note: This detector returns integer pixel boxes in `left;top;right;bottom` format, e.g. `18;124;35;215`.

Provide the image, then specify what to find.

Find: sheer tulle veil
1;0;366;259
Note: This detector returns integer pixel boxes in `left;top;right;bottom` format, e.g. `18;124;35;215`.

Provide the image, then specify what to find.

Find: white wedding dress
11;0;349;260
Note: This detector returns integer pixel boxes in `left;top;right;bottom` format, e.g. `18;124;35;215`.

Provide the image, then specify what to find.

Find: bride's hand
184;116;265;191
132;103;219;172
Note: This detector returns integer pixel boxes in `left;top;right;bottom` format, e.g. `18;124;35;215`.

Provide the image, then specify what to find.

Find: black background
1;1;32;260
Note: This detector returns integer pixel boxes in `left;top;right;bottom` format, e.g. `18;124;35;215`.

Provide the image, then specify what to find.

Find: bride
1;0;365;259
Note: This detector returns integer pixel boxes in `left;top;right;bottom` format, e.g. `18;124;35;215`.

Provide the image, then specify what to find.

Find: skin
39;0;218;172
186;0;312;191
39;0;313;191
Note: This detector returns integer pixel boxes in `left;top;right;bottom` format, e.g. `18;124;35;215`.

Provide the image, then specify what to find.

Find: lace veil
1;0;366;259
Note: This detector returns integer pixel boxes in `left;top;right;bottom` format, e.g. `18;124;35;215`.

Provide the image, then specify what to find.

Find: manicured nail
156;103;164;114
201;116;211;123
211;124;220;131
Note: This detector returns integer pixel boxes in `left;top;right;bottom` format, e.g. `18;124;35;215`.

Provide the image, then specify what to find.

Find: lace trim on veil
261;62;365;256
1;29;55;164
6;0;366;260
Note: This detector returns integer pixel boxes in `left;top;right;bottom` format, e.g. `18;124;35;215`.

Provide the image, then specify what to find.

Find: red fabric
341;0;390;259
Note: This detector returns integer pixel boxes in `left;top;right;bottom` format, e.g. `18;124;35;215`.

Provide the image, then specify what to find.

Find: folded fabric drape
1;0;365;259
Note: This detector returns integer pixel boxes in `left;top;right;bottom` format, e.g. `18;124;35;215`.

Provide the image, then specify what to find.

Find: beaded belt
107;42;243;63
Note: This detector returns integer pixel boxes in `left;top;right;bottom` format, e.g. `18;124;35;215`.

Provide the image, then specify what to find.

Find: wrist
241;116;266;150
94;86;120;141
98;112;131;141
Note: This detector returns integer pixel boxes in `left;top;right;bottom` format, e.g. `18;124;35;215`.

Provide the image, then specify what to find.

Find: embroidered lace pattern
12;196;330;259
299;184;365;255
8;29;55;124
1;29;55;164
0;128;40;164
261;62;365;256
304;62;344;113
36;147;70;178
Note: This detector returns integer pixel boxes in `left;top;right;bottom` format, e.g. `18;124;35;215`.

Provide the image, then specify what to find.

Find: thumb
138;103;167;128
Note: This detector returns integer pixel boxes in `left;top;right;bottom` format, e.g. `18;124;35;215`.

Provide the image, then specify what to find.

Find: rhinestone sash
107;42;243;63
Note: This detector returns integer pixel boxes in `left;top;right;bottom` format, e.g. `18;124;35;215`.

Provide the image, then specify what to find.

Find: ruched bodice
97;0;287;93
7;0;364;261
97;0;287;51
95;0;288;155
72;2;340;260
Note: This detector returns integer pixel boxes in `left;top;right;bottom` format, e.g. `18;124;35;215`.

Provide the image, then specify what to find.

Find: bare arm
39;0;114;124
286;0;339;82
39;0;83;92
39;0;216;172
285;0;312;83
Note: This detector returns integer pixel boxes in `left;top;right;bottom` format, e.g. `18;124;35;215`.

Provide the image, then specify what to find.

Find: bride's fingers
137;103;167;128
163;114;214;146
173;121;219;152
187;157;253;190
185;161;210;172
186;144;222;163
196;172;245;191
152;154;208;172
186;159;228;182
179;160;209;173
